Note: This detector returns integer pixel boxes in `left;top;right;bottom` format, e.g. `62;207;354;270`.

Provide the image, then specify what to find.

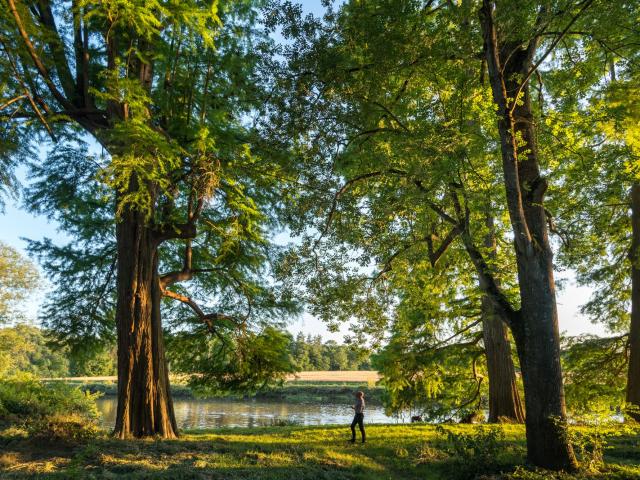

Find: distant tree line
0;324;370;378
0;324;116;378
289;333;371;372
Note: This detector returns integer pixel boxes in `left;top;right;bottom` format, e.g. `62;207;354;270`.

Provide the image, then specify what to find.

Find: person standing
350;391;366;443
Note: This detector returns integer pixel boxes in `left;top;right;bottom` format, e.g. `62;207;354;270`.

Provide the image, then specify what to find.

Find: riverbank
95;396;396;429
55;377;386;405
1;424;639;479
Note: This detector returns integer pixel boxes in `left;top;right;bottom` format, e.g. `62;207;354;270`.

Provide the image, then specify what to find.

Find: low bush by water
0;375;101;444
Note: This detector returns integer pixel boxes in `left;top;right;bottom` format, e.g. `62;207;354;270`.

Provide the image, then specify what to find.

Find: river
96;397;400;429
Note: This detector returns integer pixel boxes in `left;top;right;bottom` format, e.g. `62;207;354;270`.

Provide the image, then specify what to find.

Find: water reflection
96;397;399;429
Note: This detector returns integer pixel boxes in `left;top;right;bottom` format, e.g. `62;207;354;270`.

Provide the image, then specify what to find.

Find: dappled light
1;0;640;478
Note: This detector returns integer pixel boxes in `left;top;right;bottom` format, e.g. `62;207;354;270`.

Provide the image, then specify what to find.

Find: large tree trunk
113;208;178;439
626;182;640;419
482;299;525;423
481;217;525;423
512;245;574;469
480;1;577;470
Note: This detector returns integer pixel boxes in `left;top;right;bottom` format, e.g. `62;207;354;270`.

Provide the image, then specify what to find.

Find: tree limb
161;288;239;333
7;0;75;111
509;0;595;115
0;94;27;111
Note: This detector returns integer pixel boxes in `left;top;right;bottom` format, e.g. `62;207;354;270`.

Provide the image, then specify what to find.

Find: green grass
1;424;639;479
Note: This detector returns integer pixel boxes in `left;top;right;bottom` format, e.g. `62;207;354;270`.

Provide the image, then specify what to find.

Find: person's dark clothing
350;412;365;442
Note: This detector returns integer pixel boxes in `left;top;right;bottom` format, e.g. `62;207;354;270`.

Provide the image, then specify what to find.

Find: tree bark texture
480;1;577;470
113;206;178;439
481;217;525;423
626;182;640;419
482;298;525;423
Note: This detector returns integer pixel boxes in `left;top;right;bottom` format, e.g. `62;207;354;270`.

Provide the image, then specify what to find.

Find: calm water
96;397;400;429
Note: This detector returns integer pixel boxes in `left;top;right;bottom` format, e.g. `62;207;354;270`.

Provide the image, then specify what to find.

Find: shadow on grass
0;424;638;480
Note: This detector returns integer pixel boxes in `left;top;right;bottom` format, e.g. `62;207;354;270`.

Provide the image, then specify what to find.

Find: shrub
436;425;510;479
0;374;101;443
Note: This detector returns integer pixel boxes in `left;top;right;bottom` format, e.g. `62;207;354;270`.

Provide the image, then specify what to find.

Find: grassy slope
1;424;640;479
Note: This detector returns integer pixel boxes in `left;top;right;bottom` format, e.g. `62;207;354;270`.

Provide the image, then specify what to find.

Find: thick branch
460;229;519;329
415;178;520;328
162;288;239;333
34;0;77;101
72;0;91;108
154;221;197;244
7;0;75;111
479;0;532;252
430;226;461;265
0;40;55;139
415;180;459;225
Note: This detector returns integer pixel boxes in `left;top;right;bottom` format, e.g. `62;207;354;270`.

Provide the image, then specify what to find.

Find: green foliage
25;144;117;355
436;425;509;479
0;375;101;443
568;428;607;472
0;243;39;324
0;324;68;378
168;326;297;394
562;335;627;413
372;266;490;420
67;345;116;377
264;0;640;429
1;0;301;395
0;323;115;379
266;2;523;422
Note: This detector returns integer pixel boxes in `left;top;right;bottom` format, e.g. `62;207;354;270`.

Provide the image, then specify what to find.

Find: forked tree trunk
113;208;178;439
480;1;577;470
481;217;524;423
626;182;640;419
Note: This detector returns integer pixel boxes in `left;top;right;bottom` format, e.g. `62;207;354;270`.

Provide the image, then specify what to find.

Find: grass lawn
1;424;639;479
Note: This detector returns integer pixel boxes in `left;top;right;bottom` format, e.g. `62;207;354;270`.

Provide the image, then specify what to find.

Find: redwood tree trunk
113;208;178;439
626;182;640;418
480;216;524;423
481;217;524;423
480;1;577;470
482;299;525;423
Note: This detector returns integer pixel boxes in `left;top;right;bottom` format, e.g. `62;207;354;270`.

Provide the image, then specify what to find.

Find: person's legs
357;413;365;443
350;415;357;442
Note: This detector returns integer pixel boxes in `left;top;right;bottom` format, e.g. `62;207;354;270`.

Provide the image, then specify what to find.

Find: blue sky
0;0;605;341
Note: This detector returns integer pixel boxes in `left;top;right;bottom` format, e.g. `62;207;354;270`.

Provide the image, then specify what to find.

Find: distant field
45;370;381;383
287;370;380;382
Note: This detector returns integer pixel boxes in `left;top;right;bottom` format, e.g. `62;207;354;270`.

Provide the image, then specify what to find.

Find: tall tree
525;0;640;419
267;0;629;469
477;0;583;468
2;0;296;438
266;0;525;424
